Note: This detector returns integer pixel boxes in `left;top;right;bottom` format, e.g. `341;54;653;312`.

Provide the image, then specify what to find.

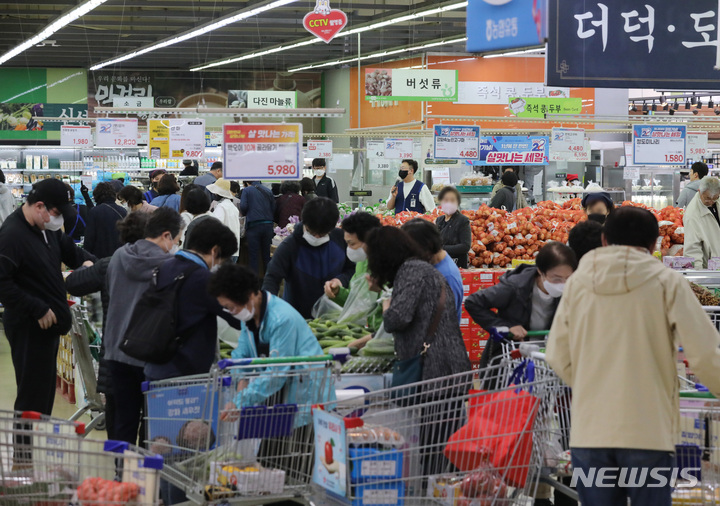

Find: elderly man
685;176;720;269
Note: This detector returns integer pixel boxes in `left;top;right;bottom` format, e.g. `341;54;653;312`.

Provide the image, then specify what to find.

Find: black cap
29;178;73;214
149;169;167;180
581;191;613;209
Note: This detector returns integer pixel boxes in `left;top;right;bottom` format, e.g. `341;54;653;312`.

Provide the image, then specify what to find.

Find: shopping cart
703;306;720;332
0;409;163;505
143;354;340;504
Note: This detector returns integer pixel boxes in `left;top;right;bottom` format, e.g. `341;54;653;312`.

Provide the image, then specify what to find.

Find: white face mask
313;169;325;178
304;230;330;247
346;245;367;263
225;306;254;322
441;202;458;215
117;200;130;212
543;279;565;298
43;208;64;231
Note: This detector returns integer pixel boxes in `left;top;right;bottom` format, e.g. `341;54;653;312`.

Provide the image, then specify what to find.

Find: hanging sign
433;125;481;160
369;159;392;171
365;69;459;102
60;125;92;147
550;138;591;162
228;90;297;109
624;166;640;180
509;97;582;117
148;120;169;159
303;0;348;43
632;125;687;166
366;141;385;158
384;138;414;159
112;96;154;108
466;0;547;52
687;131;709;160
432;168;451;185
551;128;585;152
223;123;302;180
307;140;333;159
96;118;138;148
473;135;549;165
169;119;205;158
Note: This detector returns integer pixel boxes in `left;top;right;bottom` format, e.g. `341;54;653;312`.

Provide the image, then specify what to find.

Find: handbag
390;286;446;397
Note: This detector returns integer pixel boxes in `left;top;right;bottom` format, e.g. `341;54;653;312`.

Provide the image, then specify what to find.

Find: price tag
60;126;92;147
169;119;205;158
366;141;385;158
223;123;302;180
687;132;708;159
433;125;480;159
632;125;686;166
80;175;93;188
623;167;640;180
384;138;413;159
369;159;391;171
96;118;138;148
307;140;333;159
624;142;634;166
551;127;585;152
432;168;451;185
550;137;590;162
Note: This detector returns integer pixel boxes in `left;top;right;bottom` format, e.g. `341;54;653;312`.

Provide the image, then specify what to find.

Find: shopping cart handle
489;327;549;342
217;354;340;370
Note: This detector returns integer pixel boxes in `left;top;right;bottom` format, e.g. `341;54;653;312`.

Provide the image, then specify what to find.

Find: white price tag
169;119;205;158
384;138;413;159
687;132;709;159
633;125;686;166
432;168;451;185
370;159;392;171
307;140;333;159
96;118;138;148
223;123;302;180
623;167;640;180
366;141;385;158
61;126;92;147
433;125;480;159
551;127;585;152
80;175;93;188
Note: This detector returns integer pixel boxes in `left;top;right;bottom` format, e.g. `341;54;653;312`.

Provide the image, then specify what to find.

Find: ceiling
1;0;468;72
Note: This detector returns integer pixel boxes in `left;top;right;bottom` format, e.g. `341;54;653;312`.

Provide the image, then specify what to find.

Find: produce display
690;283;720;306
219;340;234;360
76;477;140;505
307;317;369;353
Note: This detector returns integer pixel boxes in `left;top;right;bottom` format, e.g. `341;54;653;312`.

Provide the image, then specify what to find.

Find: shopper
144;169;167;203
489;170;519;211
677;161;709;208
240;180;276;274
150;174;181;211
568;220;604;260
84;182;128;259
465;242;578;371
300;177;317;201
179;183;201;227
62;183;87;242
145;219;241;381
387;159;435;214
263;197;353;319
546;206;720;506
181;187;215;244
0;179;95;416
581;191;614;221
179;159;198;177
104;207;184;445
193;161;223;196
435;186;471;268
275;181;305;228
207;178;241;258
685;176;720;269
490;166;528;210
117;185;157;214
0;168;16;227
311;158;339;203
65;212;148;440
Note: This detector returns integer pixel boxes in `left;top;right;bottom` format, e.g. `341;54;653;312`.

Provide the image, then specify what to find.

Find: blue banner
547;0;720;89
467;0;547;52
473;135;549;165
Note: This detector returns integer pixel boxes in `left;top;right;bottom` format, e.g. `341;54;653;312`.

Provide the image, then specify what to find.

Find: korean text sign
633;125;687;166
467;0;547;52
475;135;549;165
508;97;582;118
228;90;297;109
365;69;458;102
548;0;720;89
60;126;92;147
433;125;481;159
96;118;138;148
312;409;347;496
169;119;205;158
223;123;302;180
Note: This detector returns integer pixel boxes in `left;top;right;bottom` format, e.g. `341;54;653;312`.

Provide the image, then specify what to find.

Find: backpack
119;263;201;364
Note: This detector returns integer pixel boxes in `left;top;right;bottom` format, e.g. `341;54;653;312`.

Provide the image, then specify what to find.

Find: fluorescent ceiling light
90;0;298;70
483;47;545;58
0;0;109;66
288;36;468;72
191;0;468;71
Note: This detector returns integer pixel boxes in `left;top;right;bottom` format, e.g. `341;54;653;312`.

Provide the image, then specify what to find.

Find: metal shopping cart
143;354;340;505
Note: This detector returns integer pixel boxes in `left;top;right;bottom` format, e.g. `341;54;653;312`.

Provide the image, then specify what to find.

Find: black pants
104;392;117;440
107;360;146;446
245;222;274;275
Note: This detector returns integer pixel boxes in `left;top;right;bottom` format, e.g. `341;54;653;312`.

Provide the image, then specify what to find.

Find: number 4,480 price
267;164;296;176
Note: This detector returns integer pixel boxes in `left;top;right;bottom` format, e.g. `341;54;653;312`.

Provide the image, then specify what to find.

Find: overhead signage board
384;138;414;159
473;135;550;165
457;82;569;105
223;123;302;180
307;140;333;159
466;0;548;52
632;125;687;166
227;90;297;109
60;125;92;147
548;0;720;89
96;118;138;148
112;96;154;108
365;69;458;102
433;125;481;159
551;127;585;152
509;97;582;117
169;119;205;158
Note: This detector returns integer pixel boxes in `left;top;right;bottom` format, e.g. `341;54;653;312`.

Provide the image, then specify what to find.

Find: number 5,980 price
267;164;296;176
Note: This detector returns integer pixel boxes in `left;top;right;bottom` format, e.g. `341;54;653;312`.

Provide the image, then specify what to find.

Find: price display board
61;126;92;147
366;141;385;158
307;140;333;159
223;123;302;180
169;119;205;158
687;132;709;160
369;159;392;171
96;118;138;148
551;127;585;152
632;125;686;166
433;125;480;159
384;138;413;159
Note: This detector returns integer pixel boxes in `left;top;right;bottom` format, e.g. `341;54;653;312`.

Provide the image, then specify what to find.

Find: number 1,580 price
267;164;296;176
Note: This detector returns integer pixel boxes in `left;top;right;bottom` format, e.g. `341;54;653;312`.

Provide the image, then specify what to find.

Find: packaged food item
663;257;694;270
708;257;720;271
348;428;378;446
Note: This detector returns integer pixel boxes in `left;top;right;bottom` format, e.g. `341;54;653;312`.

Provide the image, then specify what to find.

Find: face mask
346;245;367;263
587;213;606;224
152;181;159;189
43;207;64;231
304;230;330;247
117;201;130;212
210;255;221;273
543;279;565;298
165;237;179;254
314;169;325;178
398;170;409;180
225;306;255;322
441;202;458;215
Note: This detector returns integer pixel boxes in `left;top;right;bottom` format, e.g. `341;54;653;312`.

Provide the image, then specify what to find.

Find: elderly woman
685;176;720;269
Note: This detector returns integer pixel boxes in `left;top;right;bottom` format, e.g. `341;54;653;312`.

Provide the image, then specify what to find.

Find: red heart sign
303;9;348;43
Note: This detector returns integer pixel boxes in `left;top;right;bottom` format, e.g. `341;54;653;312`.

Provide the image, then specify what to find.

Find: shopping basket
143;354;340;504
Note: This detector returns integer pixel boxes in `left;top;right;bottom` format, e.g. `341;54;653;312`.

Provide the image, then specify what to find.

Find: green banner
508;97;582;118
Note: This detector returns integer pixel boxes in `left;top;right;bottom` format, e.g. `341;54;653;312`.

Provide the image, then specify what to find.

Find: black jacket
489;186;516;212
436;213;472;268
0;207;95;336
262;224;354;319
62;204;88;242
314;175;339;203
84;201;127;259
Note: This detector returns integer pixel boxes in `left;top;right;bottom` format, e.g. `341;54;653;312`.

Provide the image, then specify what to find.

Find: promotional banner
687;132;709;160
96;118;138;148
223;123;302;180
149;119;170;158
467;0;547;52
508;97;582;117
633;125;687;166
548;0;720;89
457;81;569;105
307;140;333;159
433;125;481;159
474;135;550;165
60;125;92;147
384;138;414;159
227;90;297;109
365;69;458;102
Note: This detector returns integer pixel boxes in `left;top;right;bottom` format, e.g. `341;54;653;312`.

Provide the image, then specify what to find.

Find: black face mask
398;170;409;179
587;213;606;224
152;181;159;189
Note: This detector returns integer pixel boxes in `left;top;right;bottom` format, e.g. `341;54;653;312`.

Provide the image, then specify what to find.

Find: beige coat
684;192;720;269
546;246;720;451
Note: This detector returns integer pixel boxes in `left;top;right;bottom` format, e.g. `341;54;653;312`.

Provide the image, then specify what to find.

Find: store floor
0;325;107;440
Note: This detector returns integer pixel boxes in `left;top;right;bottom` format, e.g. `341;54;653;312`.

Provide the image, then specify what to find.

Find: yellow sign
148;119;169;159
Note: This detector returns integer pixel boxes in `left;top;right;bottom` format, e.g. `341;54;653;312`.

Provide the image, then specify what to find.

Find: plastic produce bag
311;294;342;320
337;274;379;326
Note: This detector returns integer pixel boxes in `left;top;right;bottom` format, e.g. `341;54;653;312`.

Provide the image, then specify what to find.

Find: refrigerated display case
630;169;675;209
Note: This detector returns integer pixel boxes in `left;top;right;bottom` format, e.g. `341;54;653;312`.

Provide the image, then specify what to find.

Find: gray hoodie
0;183;15;227
676;179;702;208
104;239;172;366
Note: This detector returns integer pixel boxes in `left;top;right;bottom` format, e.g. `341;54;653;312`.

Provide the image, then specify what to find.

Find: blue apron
394;180;426;214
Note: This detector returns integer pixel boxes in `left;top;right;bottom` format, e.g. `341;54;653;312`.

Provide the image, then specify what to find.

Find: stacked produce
620;201;684;253
307;317;369;353
76;477;140;505
690;283;720;306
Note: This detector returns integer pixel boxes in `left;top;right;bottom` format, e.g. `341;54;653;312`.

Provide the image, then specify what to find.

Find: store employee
387;159;435;215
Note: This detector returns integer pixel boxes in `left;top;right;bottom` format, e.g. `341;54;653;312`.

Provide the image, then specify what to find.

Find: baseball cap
149;169;167;180
581;191;613;209
29;178;73;214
